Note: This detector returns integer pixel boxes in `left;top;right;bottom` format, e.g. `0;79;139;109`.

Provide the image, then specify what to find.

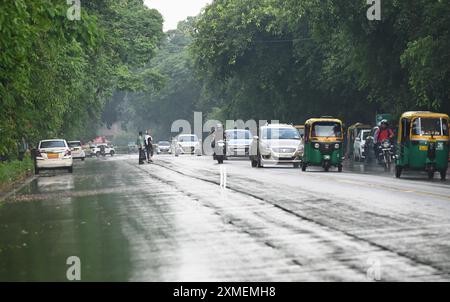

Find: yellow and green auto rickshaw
346;122;372;159
395;111;449;180
302;117;344;172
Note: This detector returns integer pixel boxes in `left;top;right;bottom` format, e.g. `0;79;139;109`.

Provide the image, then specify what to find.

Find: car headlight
382;141;390;148
314;143;320;149
334;143;340;149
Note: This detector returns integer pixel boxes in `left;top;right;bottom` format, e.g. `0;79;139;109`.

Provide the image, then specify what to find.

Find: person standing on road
144;129;153;163
136;131;146;165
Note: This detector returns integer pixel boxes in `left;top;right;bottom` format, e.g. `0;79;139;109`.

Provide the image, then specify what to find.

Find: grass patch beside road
0;157;34;193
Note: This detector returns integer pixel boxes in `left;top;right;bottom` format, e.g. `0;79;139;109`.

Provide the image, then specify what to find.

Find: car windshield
412;118;449;136
68;142;81;147
226;130;251;139
40;141;66;148
158;141;170;146
178;135;198;142
312;122;342;138
262;128;300;140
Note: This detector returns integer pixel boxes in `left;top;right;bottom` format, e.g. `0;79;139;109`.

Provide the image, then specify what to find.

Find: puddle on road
0;159;133;281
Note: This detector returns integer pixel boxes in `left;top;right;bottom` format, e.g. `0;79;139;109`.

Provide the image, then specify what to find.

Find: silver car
225;129;252;157
157;141;171;154
250;124;303;168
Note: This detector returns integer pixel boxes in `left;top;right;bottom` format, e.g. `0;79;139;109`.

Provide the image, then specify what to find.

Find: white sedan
68;141;86;161
353;129;371;161
174;134;202;156
35;139;73;174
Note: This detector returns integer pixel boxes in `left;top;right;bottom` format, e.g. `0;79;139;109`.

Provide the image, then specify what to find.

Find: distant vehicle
174;134;202;156
156;141;171;154
68;141;85;161
346;123;371;159
364;126;379;163
127;142;138;153
90;144;115;157
250;124;303;168
225;129;252;157
301;118;344;172
353;129;371;161
35;139;73;174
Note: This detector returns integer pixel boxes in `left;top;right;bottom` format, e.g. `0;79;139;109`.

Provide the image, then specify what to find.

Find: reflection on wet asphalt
0;154;449;281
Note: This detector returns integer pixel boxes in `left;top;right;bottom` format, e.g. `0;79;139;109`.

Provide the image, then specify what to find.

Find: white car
250;124;303;168
35;139;73;174
156;141;171;154
353;129;371;161
90;144;115;157
68;141;86;161
174;134;202;156
225;129;253;157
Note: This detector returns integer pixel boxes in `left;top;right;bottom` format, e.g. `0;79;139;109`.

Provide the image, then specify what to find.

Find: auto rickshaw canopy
397;111;449;142
305;118;344;140
346;123;372;156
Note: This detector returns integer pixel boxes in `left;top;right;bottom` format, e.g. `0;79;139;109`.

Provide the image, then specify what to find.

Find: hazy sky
144;0;212;31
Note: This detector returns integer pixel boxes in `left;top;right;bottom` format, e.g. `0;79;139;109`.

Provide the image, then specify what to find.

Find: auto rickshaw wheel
427;171;435;180
395;166;402;178
440;170;447;181
338;165;343;172
324;166;330;172
301;163;307;171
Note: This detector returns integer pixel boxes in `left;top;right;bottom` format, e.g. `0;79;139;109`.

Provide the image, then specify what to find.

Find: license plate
48;153;59;159
323;155;331;160
419;145;428;151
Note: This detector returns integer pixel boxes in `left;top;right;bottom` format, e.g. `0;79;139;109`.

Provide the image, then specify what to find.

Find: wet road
0;154;449;281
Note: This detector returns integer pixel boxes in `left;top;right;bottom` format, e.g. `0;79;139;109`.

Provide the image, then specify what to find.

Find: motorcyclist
374;120;394;160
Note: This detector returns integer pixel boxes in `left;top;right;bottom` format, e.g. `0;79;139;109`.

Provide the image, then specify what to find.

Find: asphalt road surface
0;154;449;281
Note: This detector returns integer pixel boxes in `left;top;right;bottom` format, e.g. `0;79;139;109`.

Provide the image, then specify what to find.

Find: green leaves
0;0;164;154
191;0;450;125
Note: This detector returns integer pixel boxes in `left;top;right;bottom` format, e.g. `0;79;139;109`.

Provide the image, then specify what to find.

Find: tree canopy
191;0;450;125
0;0;163;155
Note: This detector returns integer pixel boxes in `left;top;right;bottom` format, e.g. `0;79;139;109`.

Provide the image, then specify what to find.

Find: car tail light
36;150;42;157
64;150;72;156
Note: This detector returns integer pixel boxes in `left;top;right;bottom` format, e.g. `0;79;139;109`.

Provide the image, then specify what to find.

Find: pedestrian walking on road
136;131;146;165
144;129;153;163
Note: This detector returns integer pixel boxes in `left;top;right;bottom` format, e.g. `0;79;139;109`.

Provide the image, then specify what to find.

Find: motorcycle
377;139;395;170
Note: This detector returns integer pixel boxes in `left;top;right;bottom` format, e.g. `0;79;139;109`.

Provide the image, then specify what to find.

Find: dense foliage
191;0;450;125
113;17;203;140
0;0;163;156
2;0;449;150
